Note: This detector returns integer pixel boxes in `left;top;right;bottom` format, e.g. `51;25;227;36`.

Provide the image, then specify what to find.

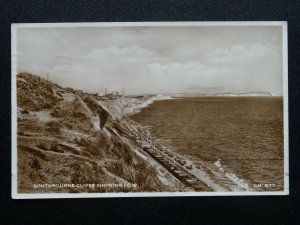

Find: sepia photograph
11;22;288;198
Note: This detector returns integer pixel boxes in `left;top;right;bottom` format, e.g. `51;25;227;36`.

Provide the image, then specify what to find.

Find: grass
30;158;41;170
45;121;61;133
103;132;168;192
70;161;105;184
19;145;48;161
51;102;74;117
36;143;48;151
16;72;173;193
106;162;134;183
83;95;100;115
17;72;59;111
49;140;62;153
51;97;93;132
21;109;29;114
75;136;105;159
18;145;111;193
18;118;45;134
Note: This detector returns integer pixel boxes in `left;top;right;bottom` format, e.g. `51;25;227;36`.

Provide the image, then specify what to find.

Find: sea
130;97;284;191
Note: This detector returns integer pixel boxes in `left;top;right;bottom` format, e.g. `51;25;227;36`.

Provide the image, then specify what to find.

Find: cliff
16;72;182;193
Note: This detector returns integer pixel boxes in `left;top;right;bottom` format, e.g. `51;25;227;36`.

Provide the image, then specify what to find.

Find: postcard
11;22;288;198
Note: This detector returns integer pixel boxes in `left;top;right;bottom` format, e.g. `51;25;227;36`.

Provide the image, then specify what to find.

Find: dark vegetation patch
17;72;59;111
104;134;168;192
16;72;171;193
18;147;111;193
51;97;93;131
75;136;105;159
21;109;29;114
51;102;74;117
35;140;80;155
19;145;49;161
18;118;44;133
82;95;100;115
45;121;61;133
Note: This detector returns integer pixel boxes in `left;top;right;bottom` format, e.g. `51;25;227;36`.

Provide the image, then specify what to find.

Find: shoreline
97;95;173;119
102;95;252;192
15;72;257;193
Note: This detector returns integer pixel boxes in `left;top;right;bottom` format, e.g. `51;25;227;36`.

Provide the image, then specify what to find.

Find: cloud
16;26;283;95
203;44;282;93
207;44;272;65
87;45;153;61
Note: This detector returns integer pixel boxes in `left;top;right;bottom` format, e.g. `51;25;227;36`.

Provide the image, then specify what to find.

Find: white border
282;23;289;195
11;21;289;199
11;24;18;199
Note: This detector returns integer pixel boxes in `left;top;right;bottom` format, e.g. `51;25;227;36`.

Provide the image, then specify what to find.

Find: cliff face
16;72;181;193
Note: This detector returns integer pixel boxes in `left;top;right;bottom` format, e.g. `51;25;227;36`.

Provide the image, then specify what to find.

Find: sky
16;25;284;95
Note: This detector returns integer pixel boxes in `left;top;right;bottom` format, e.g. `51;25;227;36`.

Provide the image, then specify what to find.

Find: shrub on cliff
17;72;59;111
83;95;100;115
